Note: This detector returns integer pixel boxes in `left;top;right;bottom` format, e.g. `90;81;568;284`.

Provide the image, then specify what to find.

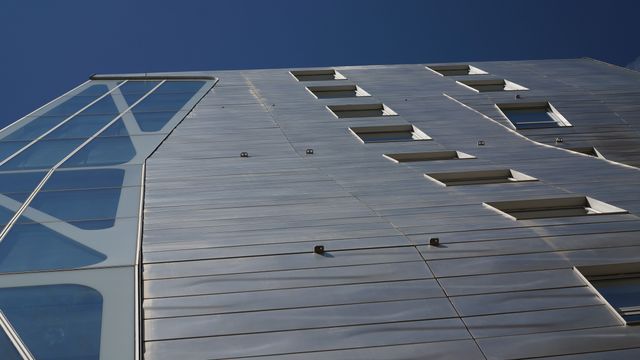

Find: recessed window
425;169;537;186
328;104;397;118
484;196;627;220
457;79;528;92
290;69;346;81
384;150;474;163
497;102;571;129
306;85;370;99
576;263;640;325
426;64;488;76
350;125;431;143
568;146;605;159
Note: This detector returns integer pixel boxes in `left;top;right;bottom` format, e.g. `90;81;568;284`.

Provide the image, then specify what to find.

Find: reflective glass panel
0;328;22;360
1;138;84;170
0;205;16;227
39;85;109;118
359;131;415;143
132;111;176;132
43;114;115;140
132;92;195;112
118;80;160;94
0;171;46;194
74;84;110;97
1;116;67;141
75;94;119;116
0;284;102;360
0;141;29;163
99;119;129;137
44;169;125;191
591;276;640;309
26;188;122;225
118;81;160;106
155;80;206;94
0;222;106;272
62;136;136;167
503;107;559;129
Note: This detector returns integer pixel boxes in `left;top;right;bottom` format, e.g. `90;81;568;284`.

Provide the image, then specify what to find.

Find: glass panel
0;284;102;360
118;81;160;107
44;169;125;191
26;188;122;225
75;94;119;116
99;119;129;137
360;131;414;143
35;85;109;118
592;276;640;309
1;116;67;141
0;328;22;360
132;92;195;112
0;221;106;272
503;108;558;128
0;205;16;228
118;80;160;94
68;219;117;230
1;138;84;170
0;171;46;194
43;114;115;140
74;84;110;97
62;136;136;167
3;192;30;204
132;111;177;132
155;80;206;94
0;141;29;163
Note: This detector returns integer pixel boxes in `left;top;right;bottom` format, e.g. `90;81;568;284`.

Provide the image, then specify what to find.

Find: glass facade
0;75;215;358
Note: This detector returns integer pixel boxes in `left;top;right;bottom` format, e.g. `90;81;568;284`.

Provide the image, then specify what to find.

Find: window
457;79;528;92
307;85;370;99
497;102;571;129
350;125;431;143
484;196;627;220
384;150;475;163
328;104;397;118
0;284;103;359
426;64;488;76
576;263;640;325
425;169;537;186
568;146;605;159
291;69;346;81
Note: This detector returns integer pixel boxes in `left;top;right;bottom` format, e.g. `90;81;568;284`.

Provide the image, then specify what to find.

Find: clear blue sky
1;0;639;127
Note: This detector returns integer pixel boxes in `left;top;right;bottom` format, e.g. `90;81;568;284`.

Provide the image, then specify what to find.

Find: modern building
1;58;640;360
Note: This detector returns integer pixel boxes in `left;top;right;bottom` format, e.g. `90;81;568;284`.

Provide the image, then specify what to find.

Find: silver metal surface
141;59;640;359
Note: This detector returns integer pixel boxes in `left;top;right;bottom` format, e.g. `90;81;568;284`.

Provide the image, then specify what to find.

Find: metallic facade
141;59;640;359
2;58;640;359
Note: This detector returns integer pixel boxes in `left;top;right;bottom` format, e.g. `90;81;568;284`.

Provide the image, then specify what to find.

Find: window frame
496;102;572;129
575;263;640;326
483;196;628;220
426;64;488;77
457;79;528;92
349;125;431;144
290;69;346;82
306;85;371;99
383;150;475;163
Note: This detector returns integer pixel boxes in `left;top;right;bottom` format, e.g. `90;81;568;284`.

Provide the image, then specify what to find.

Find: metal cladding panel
141;59;640;359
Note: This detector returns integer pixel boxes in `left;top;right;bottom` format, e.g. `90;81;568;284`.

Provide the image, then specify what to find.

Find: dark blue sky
2;0;639;127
